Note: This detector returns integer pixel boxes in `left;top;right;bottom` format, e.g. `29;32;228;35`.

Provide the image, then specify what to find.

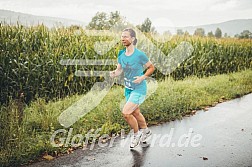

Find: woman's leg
132;106;152;142
122;102;139;133
132;107;147;129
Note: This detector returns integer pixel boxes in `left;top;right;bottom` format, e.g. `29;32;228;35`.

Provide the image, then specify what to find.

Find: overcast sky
0;0;252;27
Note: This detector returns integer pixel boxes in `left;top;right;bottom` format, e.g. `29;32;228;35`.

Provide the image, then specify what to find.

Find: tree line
85;11;251;39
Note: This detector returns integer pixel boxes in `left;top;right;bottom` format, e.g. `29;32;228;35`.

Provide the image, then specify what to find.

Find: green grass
1;69;252;166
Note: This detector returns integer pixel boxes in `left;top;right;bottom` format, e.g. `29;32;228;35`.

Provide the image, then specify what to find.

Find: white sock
134;131;140;137
141;127;149;133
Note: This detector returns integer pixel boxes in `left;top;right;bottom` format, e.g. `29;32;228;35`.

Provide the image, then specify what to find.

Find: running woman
110;28;155;149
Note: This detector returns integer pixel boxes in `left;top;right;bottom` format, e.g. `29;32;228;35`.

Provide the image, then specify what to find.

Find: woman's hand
110;71;116;78
110;64;123;78
133;75;147;84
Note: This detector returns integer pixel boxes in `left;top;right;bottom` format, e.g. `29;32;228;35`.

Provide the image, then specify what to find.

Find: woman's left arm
133;61;155;84
143;61;155;78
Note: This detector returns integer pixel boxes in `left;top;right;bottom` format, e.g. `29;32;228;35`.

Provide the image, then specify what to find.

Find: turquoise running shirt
118;48;149;95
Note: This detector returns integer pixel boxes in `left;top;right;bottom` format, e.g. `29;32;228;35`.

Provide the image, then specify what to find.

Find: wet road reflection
131;146;150;167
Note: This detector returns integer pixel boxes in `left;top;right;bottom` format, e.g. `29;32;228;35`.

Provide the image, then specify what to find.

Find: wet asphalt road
27;94;252;167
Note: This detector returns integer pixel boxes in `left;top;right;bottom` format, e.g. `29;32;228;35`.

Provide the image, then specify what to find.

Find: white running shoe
130;132;142;149
140;129;152;142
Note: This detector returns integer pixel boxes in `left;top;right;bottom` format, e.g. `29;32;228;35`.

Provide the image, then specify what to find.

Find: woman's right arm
110;64;123;78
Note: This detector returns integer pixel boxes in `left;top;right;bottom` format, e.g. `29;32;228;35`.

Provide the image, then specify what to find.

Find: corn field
1;24;252;104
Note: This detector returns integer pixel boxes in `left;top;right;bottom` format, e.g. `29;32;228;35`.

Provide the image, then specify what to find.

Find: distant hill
0;9;86;28
0;9;251;36
176;19;252;37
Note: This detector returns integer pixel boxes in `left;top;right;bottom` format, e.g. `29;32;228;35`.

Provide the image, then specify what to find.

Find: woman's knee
122;113;131;120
